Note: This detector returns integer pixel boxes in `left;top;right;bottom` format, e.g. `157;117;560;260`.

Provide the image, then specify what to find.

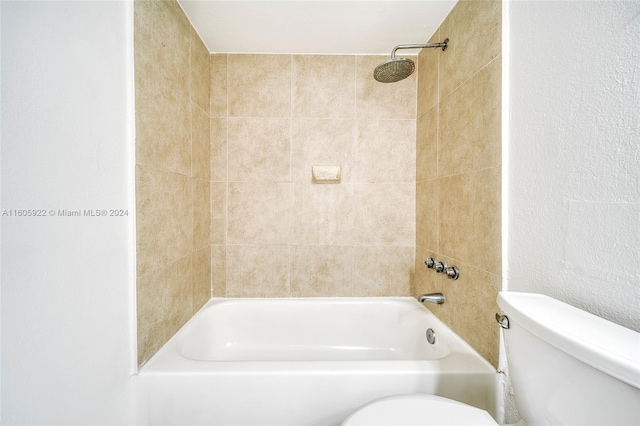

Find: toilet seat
340;394;497;426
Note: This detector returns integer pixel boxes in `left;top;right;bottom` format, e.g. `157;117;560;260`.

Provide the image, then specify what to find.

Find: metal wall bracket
495;313;510;329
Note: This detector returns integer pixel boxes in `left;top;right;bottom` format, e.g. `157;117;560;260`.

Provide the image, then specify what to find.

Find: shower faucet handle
434;261;447;273
445;266;460;280
425;257;436;269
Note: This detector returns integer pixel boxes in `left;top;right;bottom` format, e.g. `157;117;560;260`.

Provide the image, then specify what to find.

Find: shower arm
390;39;448;59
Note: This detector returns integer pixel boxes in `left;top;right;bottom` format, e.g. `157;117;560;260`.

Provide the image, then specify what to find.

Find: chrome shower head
373;57;416;83
373;38;448;83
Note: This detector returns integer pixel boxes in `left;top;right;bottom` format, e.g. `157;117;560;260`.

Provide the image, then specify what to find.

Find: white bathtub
137;298;497;425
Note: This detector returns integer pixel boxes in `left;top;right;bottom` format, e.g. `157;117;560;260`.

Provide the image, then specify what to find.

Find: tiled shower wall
134;0;212;366
135;0;502;369
210;54;416;298
134;0;418;365
413;0;502;367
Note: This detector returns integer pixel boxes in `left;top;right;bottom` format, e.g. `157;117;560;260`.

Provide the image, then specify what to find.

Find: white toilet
341;291;640;425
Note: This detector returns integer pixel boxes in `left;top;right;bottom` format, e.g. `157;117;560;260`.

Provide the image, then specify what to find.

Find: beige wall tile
228;54;291;118
211;244;226;297
227;118;291;182
416;179;438;250
227;182;291;244
210;182;226;245
439;167;501;275
292;55;355;118
210;118;227;182
416;106;438;182
439;0;502;98
192;102;211;180
210;54;227;118
226;245;289;297
352;183;415;246
356;55;417;120
291;182;353;245
136;165;193;276
423;254;500;368
291;118;354;182
290;245;354;296
193;179;211;250
352;246;414;296
439;58;501;176
137;255;192;366
192;245;212;312
417;31;441;115
135;75;191;175
353;119;416;182
414;0;501;368
134;0;191;175
134;0;190;95
190;27;211;113
413;247;439;298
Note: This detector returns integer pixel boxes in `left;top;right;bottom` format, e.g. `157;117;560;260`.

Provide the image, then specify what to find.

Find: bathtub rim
139;297;496;375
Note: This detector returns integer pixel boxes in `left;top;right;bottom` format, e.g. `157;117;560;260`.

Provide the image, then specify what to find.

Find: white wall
507;1;640;331
1;1;137;424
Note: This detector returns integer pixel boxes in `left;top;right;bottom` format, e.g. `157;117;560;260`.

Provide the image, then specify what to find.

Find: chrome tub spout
419;293;445;305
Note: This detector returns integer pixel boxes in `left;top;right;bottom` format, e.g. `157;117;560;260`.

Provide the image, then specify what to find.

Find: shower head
373;39;448;83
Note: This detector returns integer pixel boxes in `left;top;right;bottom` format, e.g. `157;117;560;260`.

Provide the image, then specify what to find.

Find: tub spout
419;293;445;305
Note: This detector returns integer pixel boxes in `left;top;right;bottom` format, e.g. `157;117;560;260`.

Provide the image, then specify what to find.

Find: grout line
224;53;230;297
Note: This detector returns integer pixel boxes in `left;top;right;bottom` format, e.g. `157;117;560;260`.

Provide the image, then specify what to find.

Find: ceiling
177;1;457;55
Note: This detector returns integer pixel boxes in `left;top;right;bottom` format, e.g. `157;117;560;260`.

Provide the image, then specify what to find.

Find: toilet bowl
340;394;497;426
340;292;640;426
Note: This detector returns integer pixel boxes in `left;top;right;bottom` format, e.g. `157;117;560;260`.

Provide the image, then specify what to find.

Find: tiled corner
416;179;438;250
193;179;211;250
413;247;439;298
190;26;211;113
192;245;212;312
417;31;441;115
416;105;438;182
210;54;228;118
211;244;226;297
210;182;227;245
192;103;211;180
210;118;228;182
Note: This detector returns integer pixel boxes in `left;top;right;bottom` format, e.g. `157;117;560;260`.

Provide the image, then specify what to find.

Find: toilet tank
497;292;640;426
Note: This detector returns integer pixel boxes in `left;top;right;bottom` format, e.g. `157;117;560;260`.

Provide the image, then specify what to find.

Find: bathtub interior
138;297;498;426
177;298;453;361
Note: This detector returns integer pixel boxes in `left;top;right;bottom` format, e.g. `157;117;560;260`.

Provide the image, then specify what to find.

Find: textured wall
209;54;416;297
508;1;640;330
134;0;212;366
1;1;136;423
413;0;502;368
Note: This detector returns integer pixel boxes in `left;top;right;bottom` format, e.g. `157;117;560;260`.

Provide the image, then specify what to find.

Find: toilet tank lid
497;291;640;390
